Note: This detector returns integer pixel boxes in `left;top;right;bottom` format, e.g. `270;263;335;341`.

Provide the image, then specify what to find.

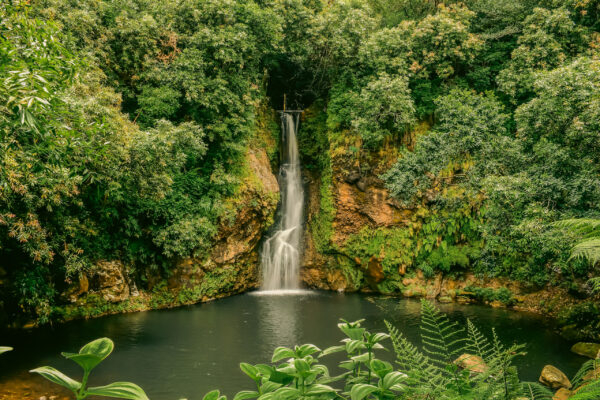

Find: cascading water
260;112;304;291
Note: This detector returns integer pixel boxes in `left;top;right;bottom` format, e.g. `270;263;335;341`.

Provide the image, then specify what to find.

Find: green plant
203;300;591;400
0;347;12;355
30;338;148;400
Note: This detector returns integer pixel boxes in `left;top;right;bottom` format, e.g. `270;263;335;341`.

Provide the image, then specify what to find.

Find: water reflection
0;293;586;400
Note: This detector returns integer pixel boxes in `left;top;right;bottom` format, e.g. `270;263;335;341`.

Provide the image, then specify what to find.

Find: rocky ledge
53;146;279;324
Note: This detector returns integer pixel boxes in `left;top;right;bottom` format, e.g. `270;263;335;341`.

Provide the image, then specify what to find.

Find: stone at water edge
571;342;600;359
539;365;572;389
454;354;488;374
553;388;571;400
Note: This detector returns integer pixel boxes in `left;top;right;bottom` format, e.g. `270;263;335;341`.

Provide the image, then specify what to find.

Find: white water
260;112;304;290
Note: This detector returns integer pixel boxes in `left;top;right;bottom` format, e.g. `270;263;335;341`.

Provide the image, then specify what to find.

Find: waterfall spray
260;112;303;291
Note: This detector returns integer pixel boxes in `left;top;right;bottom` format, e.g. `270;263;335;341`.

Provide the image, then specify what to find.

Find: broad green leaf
30;366;81;392
369;333;390;344
295;344;321;358
382;371;407;390
345;340;366;354
79;337;114;359
320;345;345;357
350;384;378;400
339;325;366;340
271;347;295;363
255;364;274;378
351;353;371;363
269;370;294;385
233;391;259;400
240;363;260;381
63;337;114;373
369;359;392;378
0;347;12;355
203;390;222;400
294;359;311;377
339;360;356;370
86;382;149;400
271;387;300;399
260;381;282;393
305;384;336;395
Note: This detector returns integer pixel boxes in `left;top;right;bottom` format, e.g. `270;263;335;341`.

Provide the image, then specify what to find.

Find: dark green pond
0;291;586;399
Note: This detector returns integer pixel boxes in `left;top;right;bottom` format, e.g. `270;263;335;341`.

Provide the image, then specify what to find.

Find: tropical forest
1;0;600;399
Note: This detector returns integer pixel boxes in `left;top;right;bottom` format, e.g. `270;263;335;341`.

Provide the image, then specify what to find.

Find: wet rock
327;269;349;291
560;324;582;342
571;342;600;359
344;171;361;184
438;296;453;303
454;354;488;374
62;274;89;303
366;256;385;285
553;388;571;400
94;260;130;303
356;178;367;192
539;365;572;389
398;264;407;275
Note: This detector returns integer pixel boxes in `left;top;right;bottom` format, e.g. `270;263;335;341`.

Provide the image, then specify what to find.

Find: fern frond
572;359;600;389
466;319;493;360
570;379;600;400
385;320;443;390
571;239;600;265
420;299;465;366
554;219;600;236
519;382;554;400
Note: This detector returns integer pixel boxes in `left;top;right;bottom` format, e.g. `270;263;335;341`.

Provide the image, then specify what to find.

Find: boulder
553;388;571;400
454;354;488;374
571;342;600;359
539;365;572;389
94;261;130;303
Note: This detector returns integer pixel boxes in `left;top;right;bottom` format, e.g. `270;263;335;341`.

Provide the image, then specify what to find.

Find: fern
570;379;600;400
385;320;443;392
554;218;600;266
571;359;600;389
571;239;600;266
466;319;493;360
519;382;554;400
420;299;465;367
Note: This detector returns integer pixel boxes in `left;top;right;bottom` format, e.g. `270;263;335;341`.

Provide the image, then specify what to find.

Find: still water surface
0;291;585;399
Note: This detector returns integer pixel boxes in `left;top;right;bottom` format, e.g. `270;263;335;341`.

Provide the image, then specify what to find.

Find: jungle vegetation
0;0;599;331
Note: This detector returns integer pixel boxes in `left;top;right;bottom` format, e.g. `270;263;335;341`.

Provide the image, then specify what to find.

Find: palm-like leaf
571;239;600;265
554;218;600;266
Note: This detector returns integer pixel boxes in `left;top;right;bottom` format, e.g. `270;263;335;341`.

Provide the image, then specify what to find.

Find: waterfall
260;112;304;291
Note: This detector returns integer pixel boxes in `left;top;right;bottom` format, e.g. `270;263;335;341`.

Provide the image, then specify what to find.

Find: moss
463;286;516;306
311;163;336;253
337;257;364;290
345;227;415;275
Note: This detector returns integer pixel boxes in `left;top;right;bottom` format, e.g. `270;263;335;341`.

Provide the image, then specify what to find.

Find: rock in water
539;365;572;389
571;342;600;359
553;388;571;400
454;354;488;374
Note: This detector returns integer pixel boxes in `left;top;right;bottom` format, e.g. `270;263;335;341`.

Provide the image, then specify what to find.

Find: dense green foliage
0;0;283;323
1;0;599;326
289;0;600;303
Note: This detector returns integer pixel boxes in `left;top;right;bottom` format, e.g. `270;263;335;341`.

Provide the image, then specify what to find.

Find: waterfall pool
0;292;586;399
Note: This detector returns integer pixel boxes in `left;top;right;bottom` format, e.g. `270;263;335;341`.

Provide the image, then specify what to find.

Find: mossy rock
571;342;600;359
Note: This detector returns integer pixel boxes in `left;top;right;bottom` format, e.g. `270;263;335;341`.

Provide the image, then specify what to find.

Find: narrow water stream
260;112;304;291
0;293;585;399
